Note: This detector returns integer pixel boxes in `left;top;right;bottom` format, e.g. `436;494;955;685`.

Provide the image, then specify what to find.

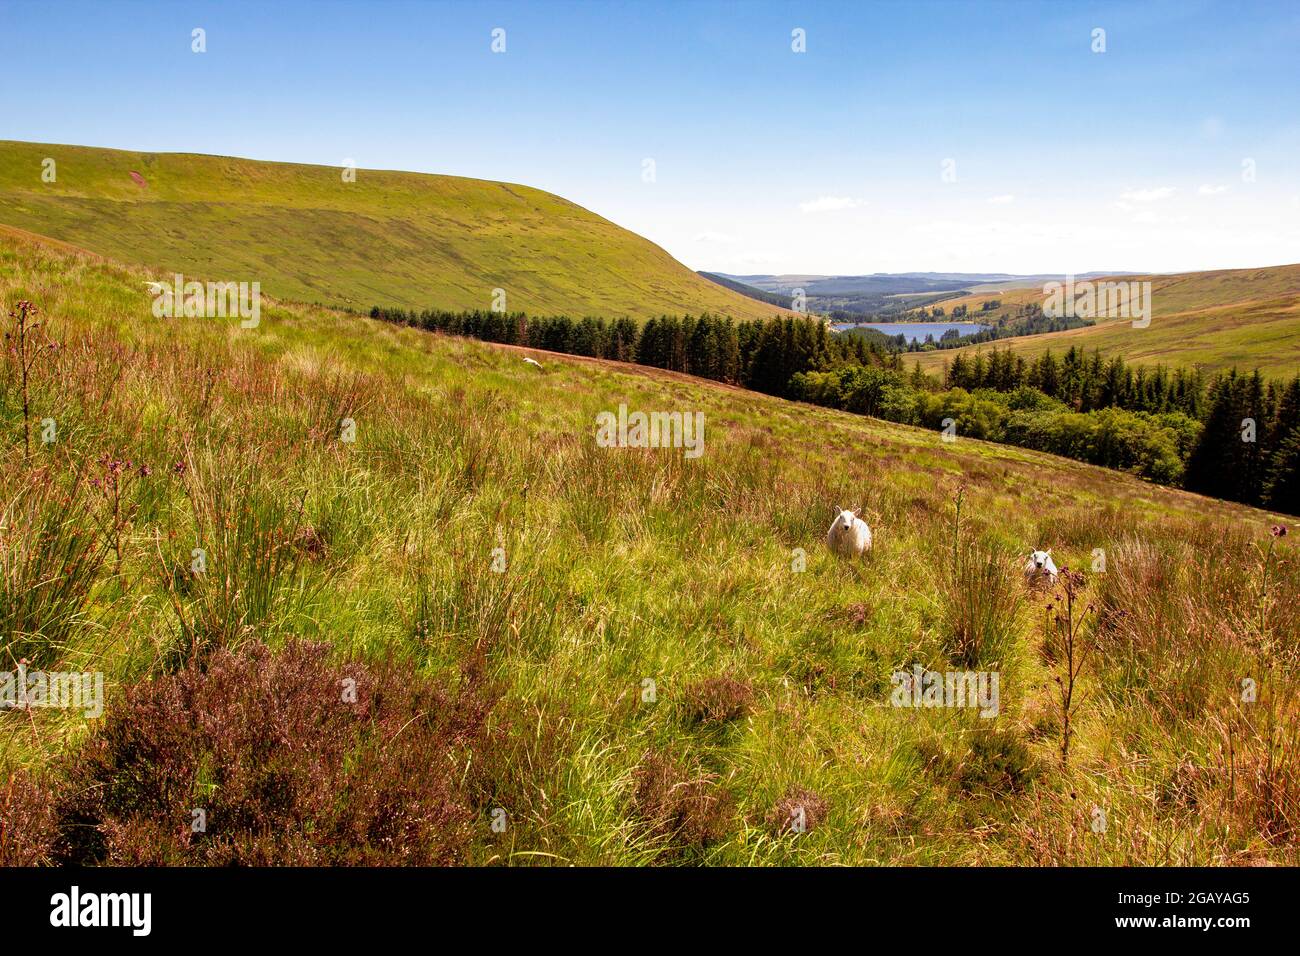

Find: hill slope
3;228;1296;866
697;271;796;309
0;140;785;320
909;264;1300;378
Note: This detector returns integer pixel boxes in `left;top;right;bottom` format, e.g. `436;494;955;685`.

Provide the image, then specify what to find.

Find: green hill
3;227;1297;866
910;264;1300;379
0;140;785;320
697;271;797;310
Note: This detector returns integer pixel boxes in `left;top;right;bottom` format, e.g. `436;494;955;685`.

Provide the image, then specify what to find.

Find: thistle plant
89;453;152;570
1045;568;1097;767
4;300;60;457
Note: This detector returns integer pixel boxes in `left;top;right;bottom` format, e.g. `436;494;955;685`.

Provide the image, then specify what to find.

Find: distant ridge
704;271;1134;318
697;271;794;310
908;263;1300;378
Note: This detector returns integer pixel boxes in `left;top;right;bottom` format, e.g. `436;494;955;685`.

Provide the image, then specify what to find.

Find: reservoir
832;322;988;342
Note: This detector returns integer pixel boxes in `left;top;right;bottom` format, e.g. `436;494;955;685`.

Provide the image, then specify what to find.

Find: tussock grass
158;449;316;663
0;465;106;669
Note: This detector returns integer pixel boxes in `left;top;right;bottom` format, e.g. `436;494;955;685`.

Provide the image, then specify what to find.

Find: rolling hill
909;264;1300;379
2;226;1297;866
0;140;786;321
713;271;1126;318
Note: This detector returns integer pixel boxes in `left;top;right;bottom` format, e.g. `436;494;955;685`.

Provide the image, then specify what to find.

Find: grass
0;465;107;670
0;140;788;322
911;264;1300;379
1;227;1298;865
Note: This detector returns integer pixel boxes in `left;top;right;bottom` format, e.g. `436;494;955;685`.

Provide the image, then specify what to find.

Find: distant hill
711;271;1124;318
908;264;1300;379
724;271;1125;293
0;140;787;320
697;271;796;310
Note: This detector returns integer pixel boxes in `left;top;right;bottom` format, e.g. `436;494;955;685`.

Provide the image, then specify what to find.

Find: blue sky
2;0;1298;274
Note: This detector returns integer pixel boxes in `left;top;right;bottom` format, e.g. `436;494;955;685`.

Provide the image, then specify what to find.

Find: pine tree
1263;425;1300;516
1185;371;1257;504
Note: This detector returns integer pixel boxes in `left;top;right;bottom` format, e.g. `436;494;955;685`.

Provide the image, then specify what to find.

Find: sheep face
827;509;872;558
1025;549;1058;579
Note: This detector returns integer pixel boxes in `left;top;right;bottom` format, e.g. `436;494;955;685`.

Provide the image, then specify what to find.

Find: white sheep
827;508;873;558
522;356;543;370
1024;549;1059;584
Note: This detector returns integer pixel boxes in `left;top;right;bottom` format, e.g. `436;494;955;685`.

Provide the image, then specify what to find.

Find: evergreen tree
1263;425;1300;515
1185;371;1259;504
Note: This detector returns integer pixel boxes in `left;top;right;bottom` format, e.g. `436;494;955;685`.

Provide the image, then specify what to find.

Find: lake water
832;322;988;342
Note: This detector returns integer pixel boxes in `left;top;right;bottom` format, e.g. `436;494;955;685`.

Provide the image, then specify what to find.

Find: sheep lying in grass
827;508;873;558
522;356;543;370
1024;549;1059;585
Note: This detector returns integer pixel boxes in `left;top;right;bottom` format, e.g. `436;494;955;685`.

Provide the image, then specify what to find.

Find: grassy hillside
2;230;1297;865
0;140;785;321
910;264;1300;379
697;271;795;310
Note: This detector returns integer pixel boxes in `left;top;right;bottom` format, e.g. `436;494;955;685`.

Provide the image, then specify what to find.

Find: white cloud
986;194;1015;204
1197;184;1229;196
693;231;738;243
1119;187;1177;203
798;196;866;213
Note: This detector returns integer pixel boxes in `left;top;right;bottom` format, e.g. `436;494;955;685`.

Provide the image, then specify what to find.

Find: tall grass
938;486;1024;669
0;466;106;669
155;446;315;662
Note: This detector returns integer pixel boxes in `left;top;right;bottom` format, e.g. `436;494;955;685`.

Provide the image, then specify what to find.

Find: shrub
48;641;506;865
632;749;734;858
0;771;58;866
679;674;754;725
916;388;1007;441
916;726;1039;797
765;787;829;837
